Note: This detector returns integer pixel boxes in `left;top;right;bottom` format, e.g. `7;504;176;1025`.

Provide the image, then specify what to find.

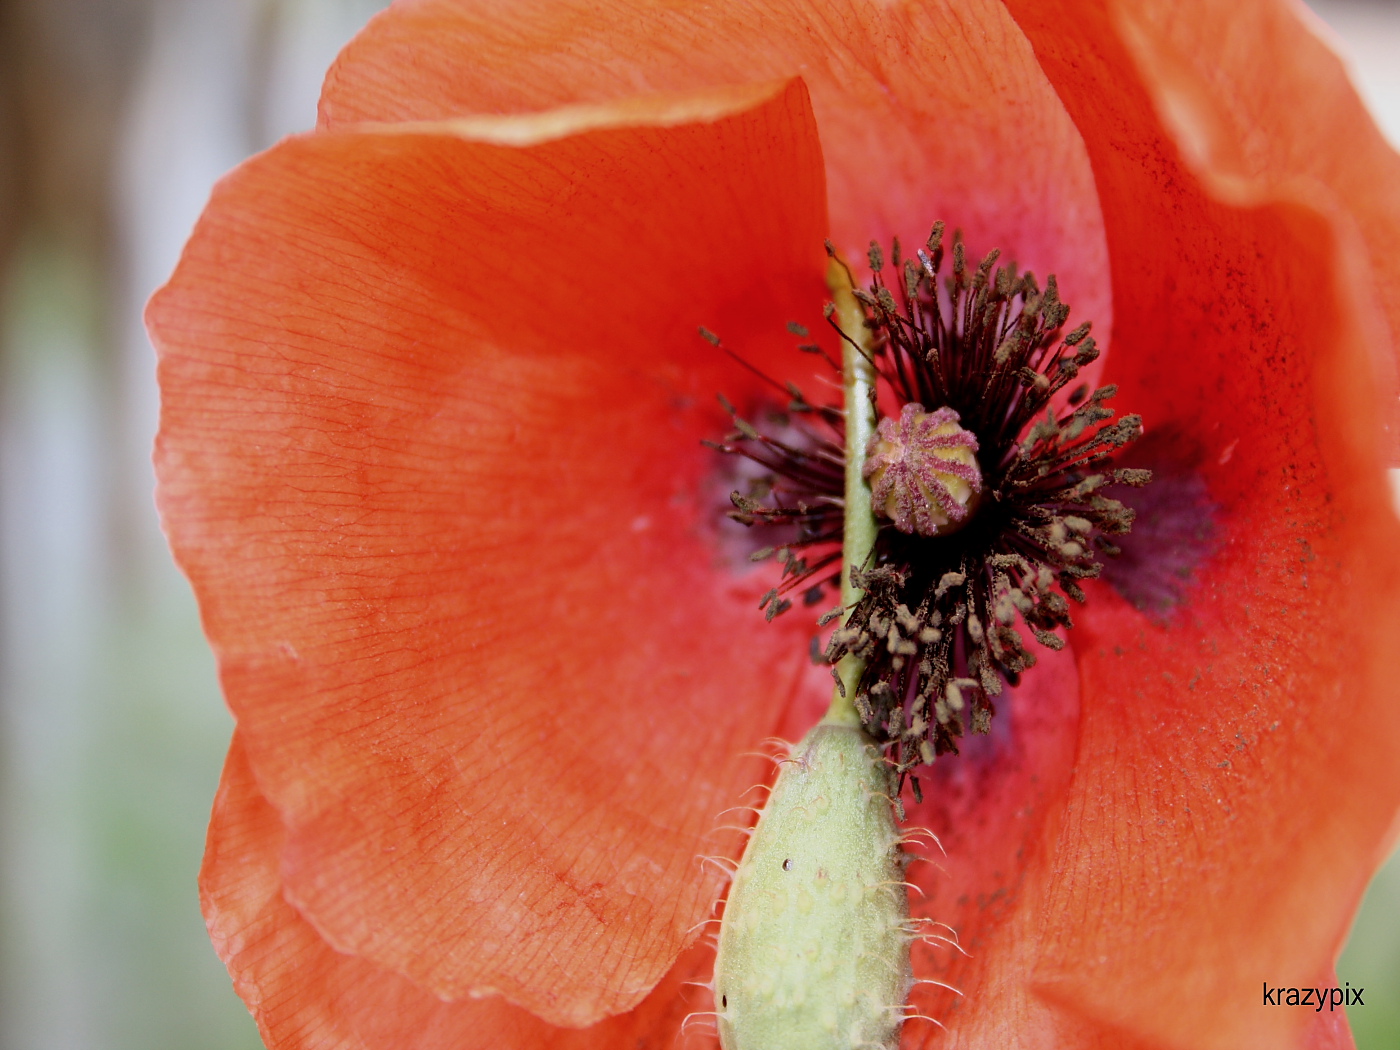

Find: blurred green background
0;1;1396;1048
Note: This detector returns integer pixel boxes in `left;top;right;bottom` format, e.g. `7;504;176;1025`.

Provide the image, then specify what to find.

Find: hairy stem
825;256;878;727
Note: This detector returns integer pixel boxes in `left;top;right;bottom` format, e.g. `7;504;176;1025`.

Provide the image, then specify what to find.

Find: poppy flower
148;1;1400;1049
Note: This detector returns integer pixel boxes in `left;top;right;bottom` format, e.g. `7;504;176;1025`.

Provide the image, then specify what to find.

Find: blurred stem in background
0;2;1395;1050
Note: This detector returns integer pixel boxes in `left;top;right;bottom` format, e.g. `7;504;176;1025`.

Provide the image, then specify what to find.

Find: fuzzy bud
715;723;911;1050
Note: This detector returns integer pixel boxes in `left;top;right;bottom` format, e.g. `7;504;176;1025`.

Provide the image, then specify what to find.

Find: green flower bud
714;722;911;1050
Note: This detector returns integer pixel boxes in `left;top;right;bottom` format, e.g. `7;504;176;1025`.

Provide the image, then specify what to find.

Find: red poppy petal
899;641;1113;1048
319;0;1113;352
204;734;716;1049
1304;992;1356;1050
152;79;831;1026
1108;0;1400;456
993;2;1400;1048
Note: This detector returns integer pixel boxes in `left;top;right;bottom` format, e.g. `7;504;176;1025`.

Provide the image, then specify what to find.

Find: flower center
709;222;1150;781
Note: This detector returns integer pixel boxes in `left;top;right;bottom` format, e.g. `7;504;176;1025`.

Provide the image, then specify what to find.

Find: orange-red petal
1107;0;1400;456
152;80;830;1027
319;0;1113;348
989;2;1400;1048
204;734;715;1049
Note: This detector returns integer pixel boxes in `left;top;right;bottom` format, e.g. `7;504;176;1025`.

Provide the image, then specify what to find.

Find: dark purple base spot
1100;426;1219;622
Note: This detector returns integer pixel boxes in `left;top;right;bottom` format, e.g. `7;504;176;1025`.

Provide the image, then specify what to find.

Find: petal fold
203;735;713;1049
1108;0;1400;456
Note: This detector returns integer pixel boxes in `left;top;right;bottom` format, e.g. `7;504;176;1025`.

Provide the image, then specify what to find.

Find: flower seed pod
714;722;911;1050
863;403;982;536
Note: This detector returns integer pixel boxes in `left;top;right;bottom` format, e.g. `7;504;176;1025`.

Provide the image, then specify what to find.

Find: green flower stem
824;257;878;729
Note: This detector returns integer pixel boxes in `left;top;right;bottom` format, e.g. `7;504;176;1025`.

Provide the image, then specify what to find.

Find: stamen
708;223;1150;770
